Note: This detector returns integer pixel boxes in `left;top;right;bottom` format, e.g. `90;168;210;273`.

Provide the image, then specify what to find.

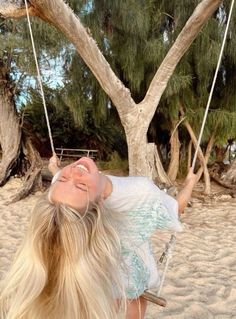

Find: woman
0;155;197;319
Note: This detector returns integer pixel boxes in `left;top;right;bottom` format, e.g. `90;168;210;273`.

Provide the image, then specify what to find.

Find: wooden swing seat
141;290;167;307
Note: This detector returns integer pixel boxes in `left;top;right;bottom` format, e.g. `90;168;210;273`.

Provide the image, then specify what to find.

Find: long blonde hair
0;192;124;319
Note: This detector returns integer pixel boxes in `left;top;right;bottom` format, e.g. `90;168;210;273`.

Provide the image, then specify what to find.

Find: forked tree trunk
0;0;222;181
196;135;215;180
183;120;211;194
167;122;180;182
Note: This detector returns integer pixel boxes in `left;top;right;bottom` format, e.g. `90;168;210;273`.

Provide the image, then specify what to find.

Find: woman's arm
48;152;61;176
176;168;198;215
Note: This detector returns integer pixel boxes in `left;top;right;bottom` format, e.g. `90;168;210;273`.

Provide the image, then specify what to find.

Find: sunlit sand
1;178;236;318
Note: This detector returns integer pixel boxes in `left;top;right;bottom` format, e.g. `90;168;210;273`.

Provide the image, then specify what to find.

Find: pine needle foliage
157;2;236;150
67;0;236;152
22;86;127;158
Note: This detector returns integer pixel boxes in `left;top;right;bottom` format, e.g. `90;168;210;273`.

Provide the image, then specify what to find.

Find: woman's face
49;157;104;212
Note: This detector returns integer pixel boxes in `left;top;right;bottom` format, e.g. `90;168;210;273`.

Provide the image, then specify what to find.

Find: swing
24;0;235;308
141;234;176;307
142;0;235;306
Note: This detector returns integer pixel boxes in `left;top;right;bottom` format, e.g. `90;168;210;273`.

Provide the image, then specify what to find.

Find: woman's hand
184;167;198;187
48;152;61;176
176;167;198;214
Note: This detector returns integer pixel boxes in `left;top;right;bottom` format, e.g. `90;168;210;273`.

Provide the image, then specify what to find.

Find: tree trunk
9;134;43;203
215;145;225;162
0;58;43;201
125;126;171;185
196;135;215;180
187;140;193;169
222;159;236;184
183;120;211;194
167;123;180;182
0;0;222;175
0;0;222;179
0;58;21;185
148;143;172;186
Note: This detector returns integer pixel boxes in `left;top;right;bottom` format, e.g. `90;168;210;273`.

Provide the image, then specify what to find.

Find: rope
24;0;55;154
157;234;176;296
158;0;235;297
191;0;235;170
23;0;235;300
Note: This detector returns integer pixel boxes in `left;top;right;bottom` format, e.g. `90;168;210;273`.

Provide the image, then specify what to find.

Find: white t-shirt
104;175;182;299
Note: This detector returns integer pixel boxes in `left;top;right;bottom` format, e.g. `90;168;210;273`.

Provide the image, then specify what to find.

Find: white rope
24;0;55;154
23;0;235;300
191;0;235;169
158;1;235;297
157;233;176;296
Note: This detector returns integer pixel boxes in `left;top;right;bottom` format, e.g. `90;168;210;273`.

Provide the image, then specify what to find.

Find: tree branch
0;0;137;123
0;0;222;127
140;0;222;122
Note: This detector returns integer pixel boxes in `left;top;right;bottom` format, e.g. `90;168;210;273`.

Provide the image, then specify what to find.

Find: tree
23;86;127;159
153;3;236;193
0;13;69;200
0;0;222;186
0;19;44;201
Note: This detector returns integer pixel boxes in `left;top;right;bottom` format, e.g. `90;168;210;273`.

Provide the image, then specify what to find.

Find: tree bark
215;145;225;162
210;170;236;189
125;126;171;184
196;135;215;180
148;143;172;185
0;0;222;179
167;122;180;182
183;120;211;194
222;159;236;184
0;57;43;200
187;140;193;170
0;58;21;185
9;135;43;203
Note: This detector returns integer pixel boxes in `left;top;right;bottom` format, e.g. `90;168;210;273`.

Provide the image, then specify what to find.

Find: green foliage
2;0;236;168
21;87;127;159
157;3;236;156
100;151;129;173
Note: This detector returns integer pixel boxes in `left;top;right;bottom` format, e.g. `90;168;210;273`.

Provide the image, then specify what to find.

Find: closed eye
75;183;88;192
58;177;69;183
58;178;87;192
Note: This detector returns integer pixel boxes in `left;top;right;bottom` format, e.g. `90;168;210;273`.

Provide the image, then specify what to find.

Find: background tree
0;14;68;200
23;86;127;159
86;0;236;192
149;2;236;192
0;0;224;192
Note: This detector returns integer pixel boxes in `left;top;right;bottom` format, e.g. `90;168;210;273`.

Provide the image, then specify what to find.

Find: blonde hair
0;192;125;319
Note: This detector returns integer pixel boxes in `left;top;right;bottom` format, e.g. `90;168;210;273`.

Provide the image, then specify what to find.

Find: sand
0;177;236;318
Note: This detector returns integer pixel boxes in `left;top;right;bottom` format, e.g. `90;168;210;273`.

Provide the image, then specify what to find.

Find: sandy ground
0;177;236;318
